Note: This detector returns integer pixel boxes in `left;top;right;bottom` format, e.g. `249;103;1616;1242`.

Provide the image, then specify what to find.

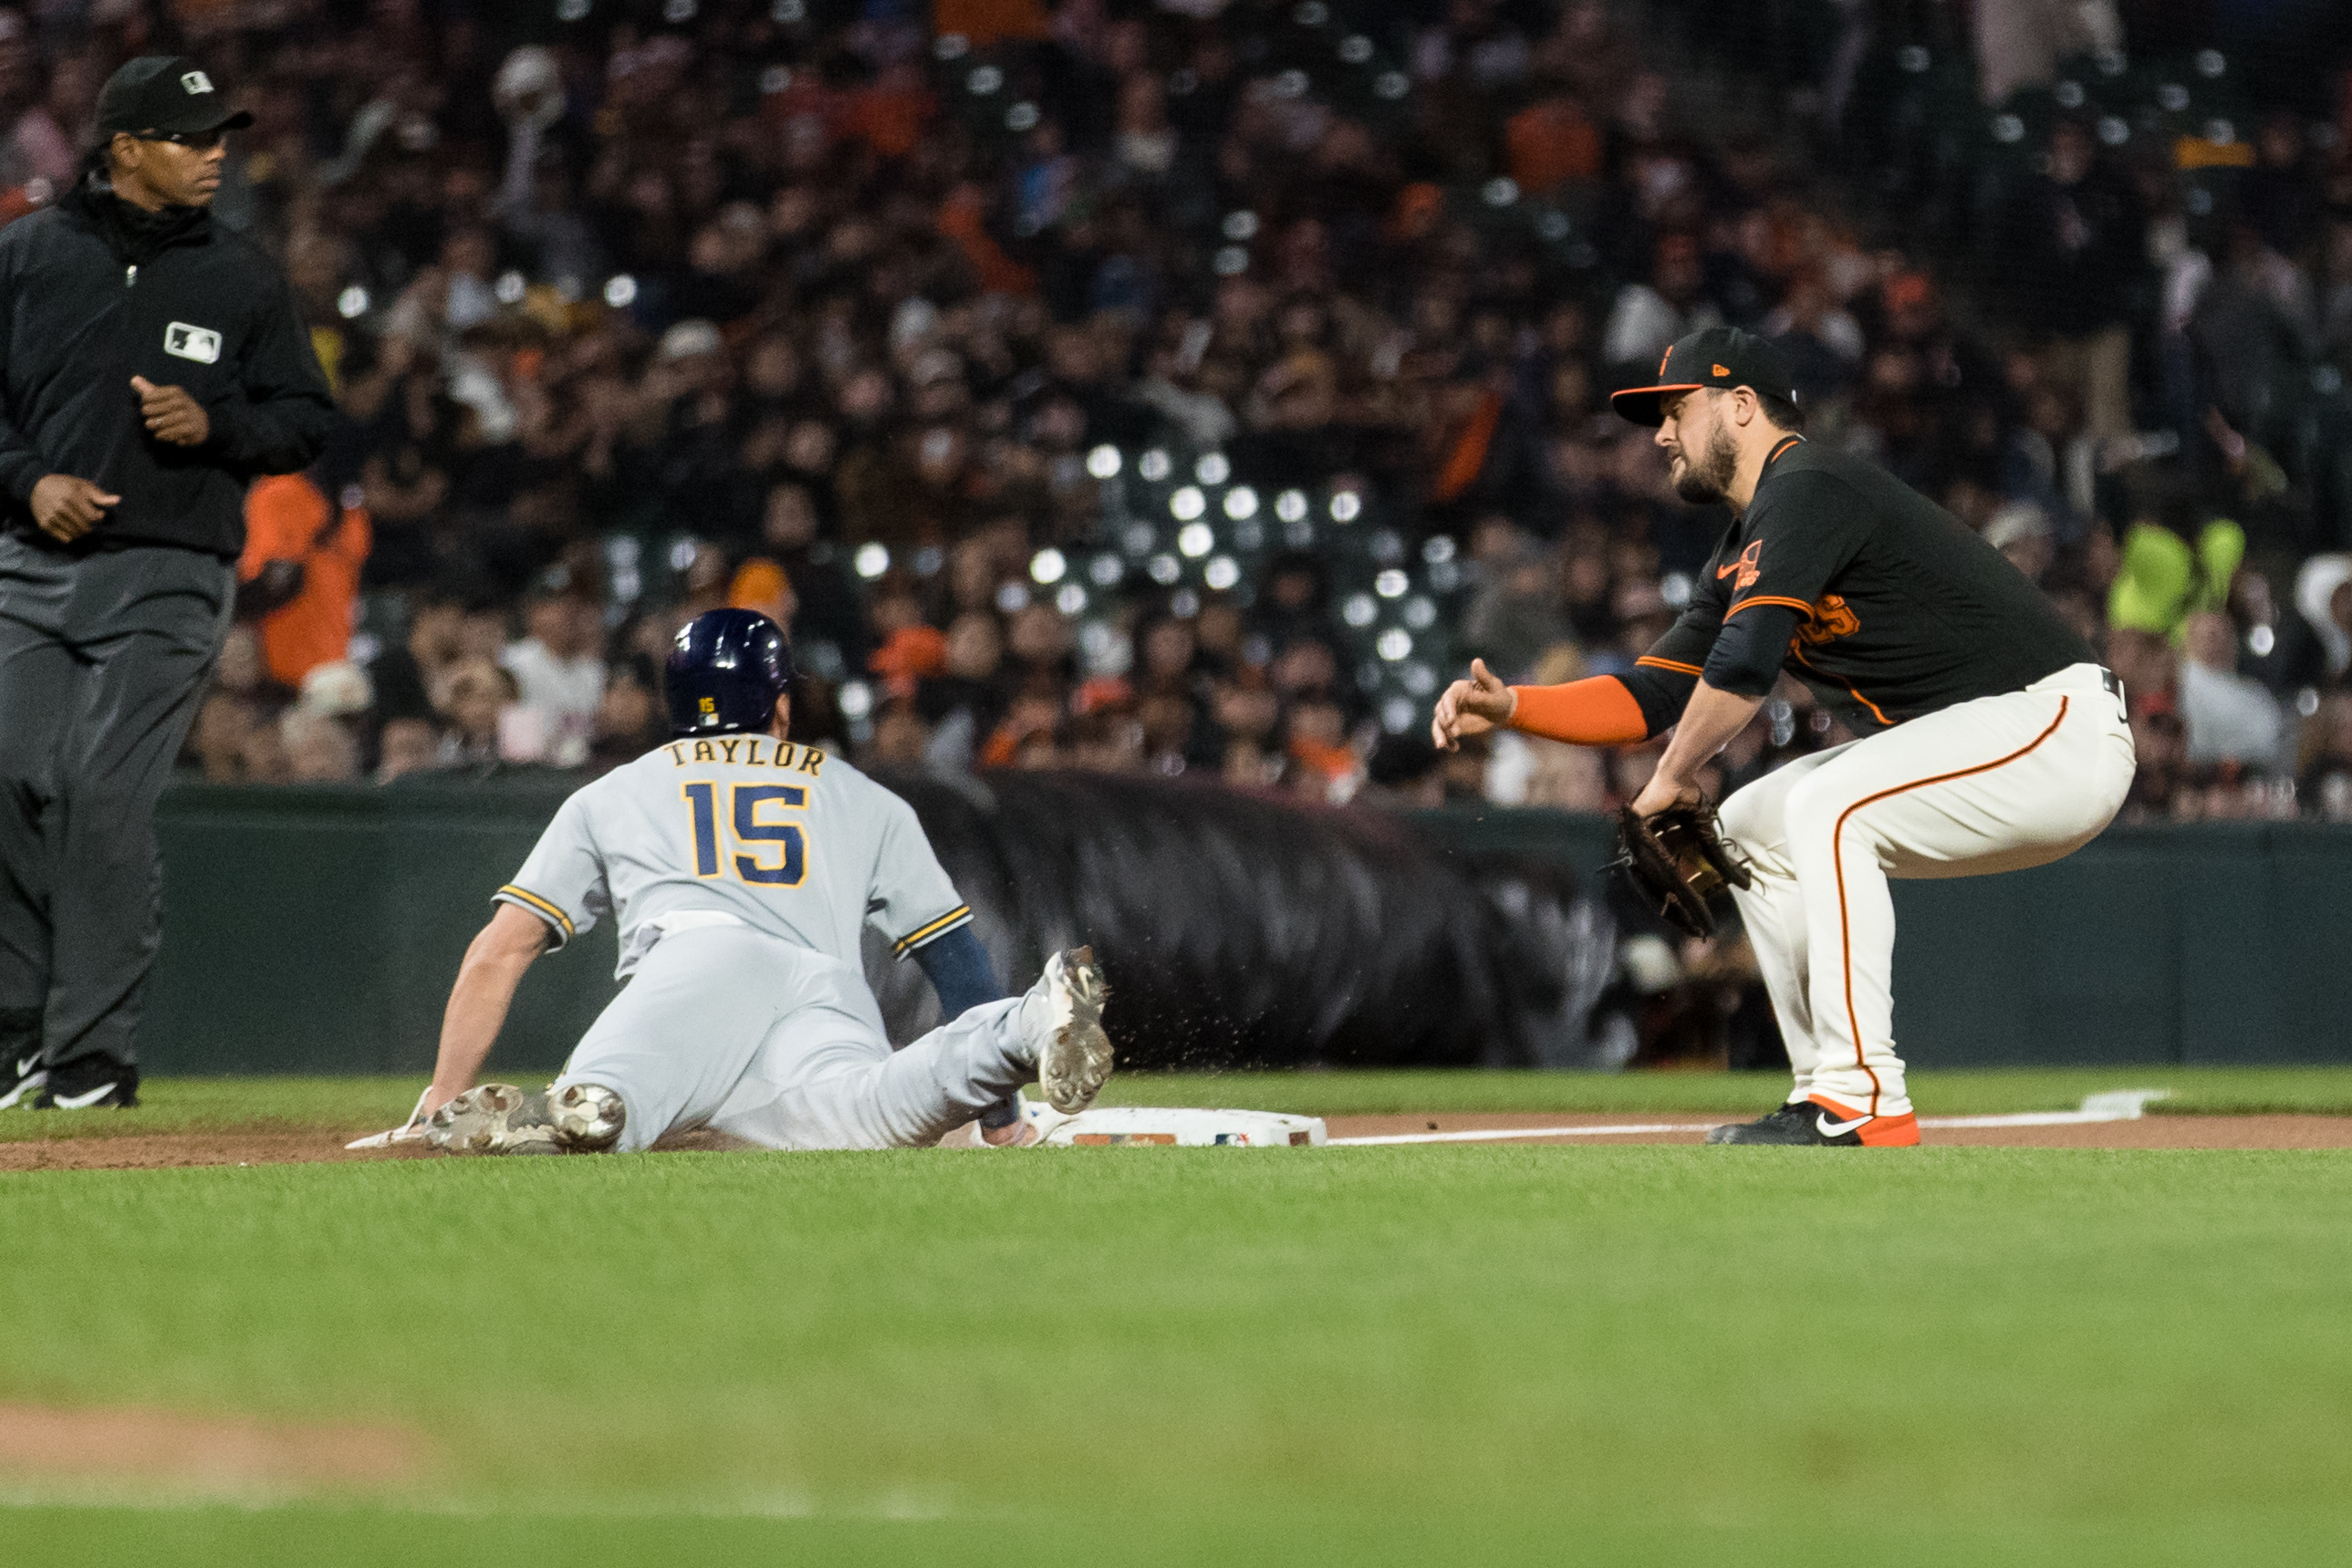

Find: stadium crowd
5;0;2351;825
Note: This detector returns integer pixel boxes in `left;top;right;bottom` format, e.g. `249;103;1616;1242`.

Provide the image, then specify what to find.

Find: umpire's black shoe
0;1046;44;1110
34;1054;140;1110
0;1006;41;1109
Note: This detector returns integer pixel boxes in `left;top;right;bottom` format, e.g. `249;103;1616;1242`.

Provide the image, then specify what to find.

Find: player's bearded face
1668;398;1740;504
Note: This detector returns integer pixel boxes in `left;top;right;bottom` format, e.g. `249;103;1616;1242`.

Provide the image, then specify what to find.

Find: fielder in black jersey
1434;328;2135;1146
1618;427;2095;737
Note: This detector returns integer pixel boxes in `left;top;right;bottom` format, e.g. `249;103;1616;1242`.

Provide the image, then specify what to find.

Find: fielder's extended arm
422;903;550;1116
1504;591;1800;748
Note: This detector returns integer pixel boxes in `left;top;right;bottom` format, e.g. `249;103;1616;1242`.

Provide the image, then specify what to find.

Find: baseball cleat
1708;1098;1920;1147
1703;1101;1812;1145
1027;946;1113;1116
425;1083;626;1156
426;1085;561;1155
549;1082;627;1151
32;1055;139;1110
0;1009;41;1109
0;1050;45;1111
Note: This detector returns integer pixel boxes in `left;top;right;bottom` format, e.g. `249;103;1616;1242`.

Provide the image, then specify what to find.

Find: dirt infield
1322;1112;2352;1148
0;1403;425;1496
0;1133;424;1172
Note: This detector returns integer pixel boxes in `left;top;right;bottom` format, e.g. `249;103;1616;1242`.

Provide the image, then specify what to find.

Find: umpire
0;58;335;1109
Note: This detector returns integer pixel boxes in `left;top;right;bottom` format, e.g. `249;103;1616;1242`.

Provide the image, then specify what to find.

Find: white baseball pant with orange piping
1717;663;2135;1130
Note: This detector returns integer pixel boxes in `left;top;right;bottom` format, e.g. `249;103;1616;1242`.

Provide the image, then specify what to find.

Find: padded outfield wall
141;777;2351;1075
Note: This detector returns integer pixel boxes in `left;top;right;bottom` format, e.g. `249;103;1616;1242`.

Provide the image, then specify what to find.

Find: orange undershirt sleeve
1505;676;1650;746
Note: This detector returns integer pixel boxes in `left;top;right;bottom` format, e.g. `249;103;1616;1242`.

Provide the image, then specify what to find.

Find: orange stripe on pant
1829;698;2070;1115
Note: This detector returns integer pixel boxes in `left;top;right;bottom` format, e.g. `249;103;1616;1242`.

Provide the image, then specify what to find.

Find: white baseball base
1037;1106;1327;1147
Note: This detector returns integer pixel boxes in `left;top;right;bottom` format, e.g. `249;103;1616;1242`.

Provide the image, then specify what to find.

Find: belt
2099;667;2122;701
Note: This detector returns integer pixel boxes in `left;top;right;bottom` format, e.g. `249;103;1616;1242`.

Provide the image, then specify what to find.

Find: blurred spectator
0;8;71;193
588;655;667;774
2109;515;2242;639
1604;233;1724;374
2298;689;2352;820
1362;731;1446;809
236;473;372;691
377;718;444;784
500;577;605;767
1995;119;2147;441
432;659;515;767
1462;524;1570;682
189;691;260;784
920;612;1012;772
2297;555;2352;681
282;708;361;784
2179;612;2284;773
1983;503;2055;584
1973;0;2122;104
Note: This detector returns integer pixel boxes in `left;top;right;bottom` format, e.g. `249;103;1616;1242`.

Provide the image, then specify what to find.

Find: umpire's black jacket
0;173;337;558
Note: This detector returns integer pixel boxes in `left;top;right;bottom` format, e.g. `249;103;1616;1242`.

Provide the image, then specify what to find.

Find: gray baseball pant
552;924;1036;1151
0;534;233;1071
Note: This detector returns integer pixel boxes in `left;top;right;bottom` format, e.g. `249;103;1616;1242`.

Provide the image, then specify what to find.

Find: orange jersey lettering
1716;539;1763;592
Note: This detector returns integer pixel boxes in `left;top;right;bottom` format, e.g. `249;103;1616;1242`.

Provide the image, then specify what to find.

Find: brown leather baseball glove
1614;802;1753;940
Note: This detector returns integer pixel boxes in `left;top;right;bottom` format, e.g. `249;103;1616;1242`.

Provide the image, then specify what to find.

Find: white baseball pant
1719;663;2136;1120
552;924;1032;1151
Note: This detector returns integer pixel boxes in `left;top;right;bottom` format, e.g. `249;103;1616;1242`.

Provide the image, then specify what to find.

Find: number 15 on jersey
682;782;807;885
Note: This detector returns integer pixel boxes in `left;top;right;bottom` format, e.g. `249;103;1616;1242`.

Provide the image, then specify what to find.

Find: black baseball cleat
1707;1098;1920;1147
0;1047;44;1110
1705;1102;1813;1144
33;1054;140;1110
0;1006;41;1109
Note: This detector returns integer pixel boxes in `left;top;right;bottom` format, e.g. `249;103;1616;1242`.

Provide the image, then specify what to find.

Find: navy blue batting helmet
665;608;795;736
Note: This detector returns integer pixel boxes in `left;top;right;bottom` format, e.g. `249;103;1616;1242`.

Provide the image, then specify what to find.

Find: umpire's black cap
93;57;254;140
1610;327;1798;427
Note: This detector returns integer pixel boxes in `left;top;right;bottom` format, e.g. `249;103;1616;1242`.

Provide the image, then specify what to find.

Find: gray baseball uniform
493;735;1034;1151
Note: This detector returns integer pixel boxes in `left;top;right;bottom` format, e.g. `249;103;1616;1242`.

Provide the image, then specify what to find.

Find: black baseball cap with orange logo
1609;327;1798;427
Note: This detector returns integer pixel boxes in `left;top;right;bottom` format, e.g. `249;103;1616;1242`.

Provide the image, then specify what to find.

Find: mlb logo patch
181;71;213;95
163;322;221;364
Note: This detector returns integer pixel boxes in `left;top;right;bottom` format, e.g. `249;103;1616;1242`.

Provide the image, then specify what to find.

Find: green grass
0;1075;432;1141
5;1066;2349;1145
5;1147;2352;1563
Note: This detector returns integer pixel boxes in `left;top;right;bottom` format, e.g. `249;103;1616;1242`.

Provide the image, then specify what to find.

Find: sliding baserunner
393;607;1109;1156
1434;328;2133;1145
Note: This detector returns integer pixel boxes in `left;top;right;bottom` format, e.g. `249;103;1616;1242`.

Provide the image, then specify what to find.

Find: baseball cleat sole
426;1085;561;1156
550;1082;627;1151
428;1083;627;1155
1035;946;1113;1116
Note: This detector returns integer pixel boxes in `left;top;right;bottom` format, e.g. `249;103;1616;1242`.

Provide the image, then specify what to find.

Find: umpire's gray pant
0;535;233;1069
